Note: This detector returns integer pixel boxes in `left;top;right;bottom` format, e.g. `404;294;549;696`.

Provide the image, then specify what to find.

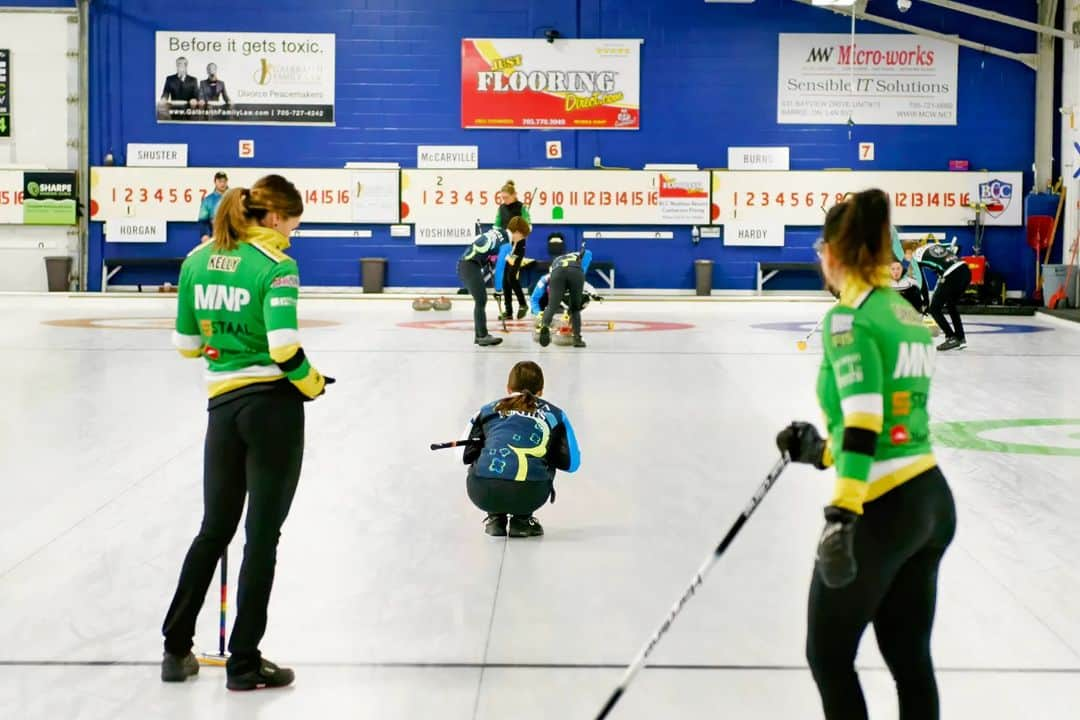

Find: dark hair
822;188;892;285
495;361;544;414
212;174;303;251
214;171;228;180
507;215;531;237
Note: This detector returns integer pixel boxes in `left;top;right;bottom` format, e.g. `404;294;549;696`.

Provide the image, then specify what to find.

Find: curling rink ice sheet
2;293;1080;719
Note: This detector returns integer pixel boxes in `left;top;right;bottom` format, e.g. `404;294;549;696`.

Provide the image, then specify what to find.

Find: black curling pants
163;386;305;674
502;250;527;315
458;259;490;339
467;469;552;517
929;264;971;341
541;266;585;337
807;467;956;720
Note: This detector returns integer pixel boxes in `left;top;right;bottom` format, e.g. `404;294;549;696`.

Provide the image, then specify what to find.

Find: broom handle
1045;185;1067;265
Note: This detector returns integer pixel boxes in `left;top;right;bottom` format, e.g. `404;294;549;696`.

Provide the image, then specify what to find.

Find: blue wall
87;0;1039;292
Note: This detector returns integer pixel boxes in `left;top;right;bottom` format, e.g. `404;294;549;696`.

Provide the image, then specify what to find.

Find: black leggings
502;250;527;314
541;266;585;337
162;386;305;674
458;259;489;339
467;470;552;516
929;264;971;340
807;467;956;720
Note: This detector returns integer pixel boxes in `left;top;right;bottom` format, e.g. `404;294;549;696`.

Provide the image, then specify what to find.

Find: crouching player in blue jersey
462;361;581;537
530;272;600;344
536;247;593;348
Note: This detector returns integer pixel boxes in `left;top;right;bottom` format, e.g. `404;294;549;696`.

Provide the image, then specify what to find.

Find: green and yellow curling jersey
172;226;319;400
817;282;937;514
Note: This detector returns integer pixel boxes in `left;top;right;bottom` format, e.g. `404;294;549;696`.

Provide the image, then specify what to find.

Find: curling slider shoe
412;297;434;311
432;297;452;311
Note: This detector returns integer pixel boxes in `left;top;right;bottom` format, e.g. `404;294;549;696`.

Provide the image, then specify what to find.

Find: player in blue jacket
457;216;530;346
537;247;592;348
463;361;581;537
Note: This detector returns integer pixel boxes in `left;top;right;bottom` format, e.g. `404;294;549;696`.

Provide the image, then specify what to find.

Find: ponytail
494;361;544;414
211;174;304;251
495;388;540;414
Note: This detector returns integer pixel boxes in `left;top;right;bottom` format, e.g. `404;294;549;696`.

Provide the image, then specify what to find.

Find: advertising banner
155;32;335;125
90;167;399;224
23;171;76;225
711;171;1023;227
0;49;10;137
461;39;640;130
778;34;958;126
402;169;710;243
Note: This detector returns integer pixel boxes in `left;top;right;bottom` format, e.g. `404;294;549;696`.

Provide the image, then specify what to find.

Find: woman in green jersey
161;174;333;691
776;188;956;720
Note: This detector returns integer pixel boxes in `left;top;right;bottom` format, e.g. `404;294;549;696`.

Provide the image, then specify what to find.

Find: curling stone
432;297;452;311
412;297;434;311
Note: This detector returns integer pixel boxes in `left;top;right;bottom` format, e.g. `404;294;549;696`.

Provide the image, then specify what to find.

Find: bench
103;257;185;292
757;261;821;293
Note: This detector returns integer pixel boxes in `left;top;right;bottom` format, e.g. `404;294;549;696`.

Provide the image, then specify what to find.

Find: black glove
816;506;859;589
776;422;828;469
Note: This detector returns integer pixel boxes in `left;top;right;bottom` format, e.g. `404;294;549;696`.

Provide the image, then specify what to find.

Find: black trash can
694;259;713;296
360;257;387;293
45;256;72;292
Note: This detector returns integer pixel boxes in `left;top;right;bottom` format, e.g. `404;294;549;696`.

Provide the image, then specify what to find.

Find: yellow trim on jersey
844;412;884;433
249;240;288;263
245;226;292;263
832;477;869;515
178;348;203;359
821;443;835;468
838;273;889;308
269;342;301;364
208;374;287;399
865;454;937;503
831;454;938;513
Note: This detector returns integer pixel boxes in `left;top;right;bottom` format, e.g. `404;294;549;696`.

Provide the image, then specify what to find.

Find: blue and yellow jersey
461;227;512;292
463;396;581;482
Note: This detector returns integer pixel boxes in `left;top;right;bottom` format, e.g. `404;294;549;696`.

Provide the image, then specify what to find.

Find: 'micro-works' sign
778;34;958;126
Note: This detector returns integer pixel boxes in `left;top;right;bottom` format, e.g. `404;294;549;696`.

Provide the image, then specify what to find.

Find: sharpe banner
155;32;335;125
461;39;640;130
23;171;76;225
778;34;957;126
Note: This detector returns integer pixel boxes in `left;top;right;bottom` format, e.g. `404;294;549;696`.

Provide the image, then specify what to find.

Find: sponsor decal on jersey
892;301;924;326
194;284;251;312
270;275;300;289
204;346;220;360
200;319;213;337
893;341;935;379
210;320;253;336
834;353;864;389
207;255;242;273
270;296;298;307
891;390;929;417
830;314;855;346
890;425;911;445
